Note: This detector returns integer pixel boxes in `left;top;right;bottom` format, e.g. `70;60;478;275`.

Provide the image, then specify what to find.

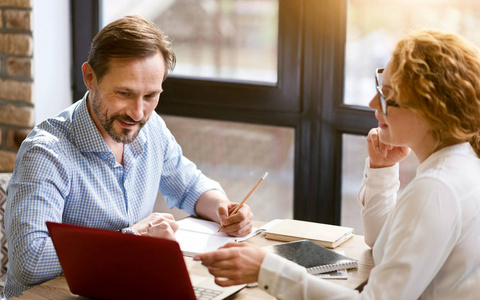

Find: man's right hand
131;213;179;240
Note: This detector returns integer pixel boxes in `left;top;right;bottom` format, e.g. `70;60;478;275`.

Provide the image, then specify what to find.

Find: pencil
218;172;268;233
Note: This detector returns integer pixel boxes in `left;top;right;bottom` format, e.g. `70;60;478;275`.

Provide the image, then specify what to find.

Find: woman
195;30;480;299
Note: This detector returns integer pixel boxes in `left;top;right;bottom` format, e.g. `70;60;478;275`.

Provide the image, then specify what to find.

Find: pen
218;172;268;232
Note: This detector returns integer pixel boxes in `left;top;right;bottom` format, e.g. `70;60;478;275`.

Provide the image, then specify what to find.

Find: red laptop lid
46;221;196;300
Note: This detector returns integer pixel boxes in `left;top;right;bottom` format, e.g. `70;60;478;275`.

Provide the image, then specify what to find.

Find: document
175;217;264;256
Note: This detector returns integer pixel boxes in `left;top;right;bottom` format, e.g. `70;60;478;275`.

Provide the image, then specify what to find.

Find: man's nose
126;98;144;122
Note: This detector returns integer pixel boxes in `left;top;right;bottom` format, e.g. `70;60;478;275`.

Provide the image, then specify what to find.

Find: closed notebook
264;219;354;248
265;240;358;275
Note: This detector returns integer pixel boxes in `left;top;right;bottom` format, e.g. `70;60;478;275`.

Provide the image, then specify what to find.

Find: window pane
158;115;294;222
341;134;418;235
101;0;279;83
344;0;480;107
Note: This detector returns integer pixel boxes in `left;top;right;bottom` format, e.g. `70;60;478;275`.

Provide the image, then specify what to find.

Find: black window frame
71;0;377;225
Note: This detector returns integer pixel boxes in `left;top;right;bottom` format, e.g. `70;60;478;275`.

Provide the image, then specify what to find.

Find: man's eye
145;95;158;101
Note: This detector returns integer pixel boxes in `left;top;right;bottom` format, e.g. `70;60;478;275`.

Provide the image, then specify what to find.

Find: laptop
46;221;245;300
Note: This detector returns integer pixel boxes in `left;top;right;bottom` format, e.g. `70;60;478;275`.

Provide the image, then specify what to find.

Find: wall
0;0;72;172
32;0;71;126
0;0;33;171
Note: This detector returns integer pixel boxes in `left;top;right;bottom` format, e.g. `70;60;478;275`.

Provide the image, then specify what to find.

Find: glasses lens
375;69;387;115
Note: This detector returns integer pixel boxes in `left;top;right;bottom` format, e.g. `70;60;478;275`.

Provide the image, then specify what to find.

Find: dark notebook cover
265;240;358;275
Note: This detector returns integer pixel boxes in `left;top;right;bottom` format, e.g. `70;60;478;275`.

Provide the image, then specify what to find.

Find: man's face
84;52;165;144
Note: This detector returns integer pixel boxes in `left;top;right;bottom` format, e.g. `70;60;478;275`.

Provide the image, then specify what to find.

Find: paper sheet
175;217;263;256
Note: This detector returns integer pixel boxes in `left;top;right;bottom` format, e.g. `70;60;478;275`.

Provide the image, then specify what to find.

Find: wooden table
11;222;374;299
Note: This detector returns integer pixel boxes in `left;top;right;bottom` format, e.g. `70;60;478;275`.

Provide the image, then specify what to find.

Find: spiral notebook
264;240;358;275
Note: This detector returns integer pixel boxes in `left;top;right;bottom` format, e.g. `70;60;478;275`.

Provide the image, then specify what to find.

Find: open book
264;219;354;248
175;217;264;256
264;240;358;275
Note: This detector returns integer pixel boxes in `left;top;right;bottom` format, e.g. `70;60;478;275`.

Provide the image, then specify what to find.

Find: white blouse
258;142;480;299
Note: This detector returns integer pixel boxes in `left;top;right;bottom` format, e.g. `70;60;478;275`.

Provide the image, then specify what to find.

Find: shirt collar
73;92;146;156
73;92;112;153
417;142;474;175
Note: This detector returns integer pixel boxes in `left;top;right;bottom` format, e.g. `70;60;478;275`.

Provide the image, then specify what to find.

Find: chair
0;173;11;294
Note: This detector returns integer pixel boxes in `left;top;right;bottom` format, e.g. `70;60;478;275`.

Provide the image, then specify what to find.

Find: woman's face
369;60;436;162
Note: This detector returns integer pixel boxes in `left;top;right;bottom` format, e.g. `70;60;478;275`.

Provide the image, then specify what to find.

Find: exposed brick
6;57;32;78
0;150;16;172
6;128;30;149
0;80;33;103
5;9;31;31
0;0;31;9
0;103;34;127
0;33;33;56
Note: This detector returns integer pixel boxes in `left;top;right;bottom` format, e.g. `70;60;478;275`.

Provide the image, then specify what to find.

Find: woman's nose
369;93;379;110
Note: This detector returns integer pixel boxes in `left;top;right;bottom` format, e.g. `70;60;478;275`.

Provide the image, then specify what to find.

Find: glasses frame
375;68;400;115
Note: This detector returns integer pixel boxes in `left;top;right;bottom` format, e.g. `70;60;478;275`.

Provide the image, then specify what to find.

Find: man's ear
82;62;96;90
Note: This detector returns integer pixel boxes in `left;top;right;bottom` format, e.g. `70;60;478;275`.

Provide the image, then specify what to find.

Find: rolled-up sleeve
5;140;69;296
157;120;223;216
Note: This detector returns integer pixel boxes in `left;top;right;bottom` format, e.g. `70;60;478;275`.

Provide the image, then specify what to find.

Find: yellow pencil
218;172;268;233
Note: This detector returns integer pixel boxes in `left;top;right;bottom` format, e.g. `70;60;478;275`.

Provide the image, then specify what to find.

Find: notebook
264;240;358;275
264;219;354;248
46;221;245;300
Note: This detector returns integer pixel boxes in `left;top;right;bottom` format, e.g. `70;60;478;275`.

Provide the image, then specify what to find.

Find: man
4;16;253;298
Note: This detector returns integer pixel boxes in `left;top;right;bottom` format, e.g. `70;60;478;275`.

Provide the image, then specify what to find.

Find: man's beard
91;94;147;144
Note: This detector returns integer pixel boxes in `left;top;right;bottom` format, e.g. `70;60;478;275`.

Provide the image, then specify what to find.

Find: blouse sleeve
357;158;399;247
258;252;362;300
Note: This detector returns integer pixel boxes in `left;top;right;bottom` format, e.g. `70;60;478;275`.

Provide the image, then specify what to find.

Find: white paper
175;217;262;256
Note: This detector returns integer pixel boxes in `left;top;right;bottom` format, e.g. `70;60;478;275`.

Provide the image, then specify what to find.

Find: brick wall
0;0;33;172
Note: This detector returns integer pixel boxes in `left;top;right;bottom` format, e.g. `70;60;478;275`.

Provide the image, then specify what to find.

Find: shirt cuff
258;252;287;294
358;157;400;208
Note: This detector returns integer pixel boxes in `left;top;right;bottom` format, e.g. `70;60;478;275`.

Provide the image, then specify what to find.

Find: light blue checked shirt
4;93;223;298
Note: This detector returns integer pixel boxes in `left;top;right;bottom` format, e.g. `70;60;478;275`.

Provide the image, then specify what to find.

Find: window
76;0;441;225
341;0;480;231
99;1;292;221
102;0;279;83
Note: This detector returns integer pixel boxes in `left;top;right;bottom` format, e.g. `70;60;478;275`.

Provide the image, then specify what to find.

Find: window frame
71;0;377;225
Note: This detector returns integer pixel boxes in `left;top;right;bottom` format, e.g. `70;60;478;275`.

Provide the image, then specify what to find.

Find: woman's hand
193;242;267;286
367;128;411;168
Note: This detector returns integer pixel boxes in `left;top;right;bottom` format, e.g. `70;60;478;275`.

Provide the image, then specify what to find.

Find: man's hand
217;202;253;237
131;213;179;240
195;190;254;237
194;242;266;286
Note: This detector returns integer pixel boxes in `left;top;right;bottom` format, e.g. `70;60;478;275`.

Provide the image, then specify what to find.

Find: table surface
11;221;374;300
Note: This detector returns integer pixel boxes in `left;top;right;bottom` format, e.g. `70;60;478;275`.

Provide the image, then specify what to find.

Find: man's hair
87;15;176;82
389;29;480;157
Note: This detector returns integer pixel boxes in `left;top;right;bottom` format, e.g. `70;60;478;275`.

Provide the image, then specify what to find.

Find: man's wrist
121;227;140;235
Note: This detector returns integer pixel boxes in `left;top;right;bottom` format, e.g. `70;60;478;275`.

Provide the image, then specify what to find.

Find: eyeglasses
375;68;400;115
